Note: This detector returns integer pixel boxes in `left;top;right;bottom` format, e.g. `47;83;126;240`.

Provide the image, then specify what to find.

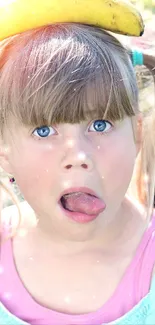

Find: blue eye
88;120;112;133
32;126;56;138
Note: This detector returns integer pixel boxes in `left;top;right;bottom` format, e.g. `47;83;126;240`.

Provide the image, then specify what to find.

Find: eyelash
32;119;113;140
32;126;57;139
88;119;113;134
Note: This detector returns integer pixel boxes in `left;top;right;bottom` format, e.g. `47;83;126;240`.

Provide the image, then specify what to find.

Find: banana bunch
0;0;144;41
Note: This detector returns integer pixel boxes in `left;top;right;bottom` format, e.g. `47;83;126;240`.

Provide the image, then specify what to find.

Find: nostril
65;164;72;169
81;164;88;169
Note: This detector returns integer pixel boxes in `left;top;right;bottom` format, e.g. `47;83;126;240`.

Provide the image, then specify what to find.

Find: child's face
1;116;139;240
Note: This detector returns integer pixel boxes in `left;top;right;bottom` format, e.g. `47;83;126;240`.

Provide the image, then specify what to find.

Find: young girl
0;22;155;325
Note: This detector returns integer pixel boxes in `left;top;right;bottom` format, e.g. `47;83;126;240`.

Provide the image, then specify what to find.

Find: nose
61;138;94;172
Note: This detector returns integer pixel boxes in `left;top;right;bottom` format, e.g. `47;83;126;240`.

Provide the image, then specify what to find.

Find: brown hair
0;24;138;130
130;52;155;215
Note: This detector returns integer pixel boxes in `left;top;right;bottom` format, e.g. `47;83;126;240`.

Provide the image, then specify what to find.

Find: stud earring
9;177;15;183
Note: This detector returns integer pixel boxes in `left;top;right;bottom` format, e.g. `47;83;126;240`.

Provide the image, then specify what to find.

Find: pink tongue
64;193;105;215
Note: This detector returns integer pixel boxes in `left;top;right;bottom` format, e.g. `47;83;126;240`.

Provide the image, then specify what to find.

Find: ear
0;145;14;174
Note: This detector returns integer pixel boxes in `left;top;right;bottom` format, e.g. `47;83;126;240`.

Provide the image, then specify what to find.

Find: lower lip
59;203;100;224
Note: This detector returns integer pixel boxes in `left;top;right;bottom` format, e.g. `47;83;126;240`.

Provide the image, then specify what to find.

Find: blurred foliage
143;0;155;11
131;0;155;11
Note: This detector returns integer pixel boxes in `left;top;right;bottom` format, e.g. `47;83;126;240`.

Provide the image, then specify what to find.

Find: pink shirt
0;216;155;325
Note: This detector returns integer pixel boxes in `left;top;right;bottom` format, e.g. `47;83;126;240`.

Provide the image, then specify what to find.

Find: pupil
38;126;49;137
94;120;106;132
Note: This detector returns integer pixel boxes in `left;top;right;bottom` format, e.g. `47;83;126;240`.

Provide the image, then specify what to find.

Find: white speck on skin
97;146;100;150
66;139;75;148
143;174;149;184
45;144;53;150
64;296;71;304
4;146;10;154
78;152;86;161
62;180;72;189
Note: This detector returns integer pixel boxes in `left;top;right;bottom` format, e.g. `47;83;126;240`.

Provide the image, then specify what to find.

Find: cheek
8;143;60;195
96;134;136;189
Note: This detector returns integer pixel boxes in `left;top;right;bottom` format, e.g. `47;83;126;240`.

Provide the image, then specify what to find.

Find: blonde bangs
0;24;138;130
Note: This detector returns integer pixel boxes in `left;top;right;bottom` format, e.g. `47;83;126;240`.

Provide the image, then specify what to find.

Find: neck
19;197;146;256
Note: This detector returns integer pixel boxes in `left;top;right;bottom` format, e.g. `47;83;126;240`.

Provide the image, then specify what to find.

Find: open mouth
60;193;73;212
60;192;96;213
58;188;106;223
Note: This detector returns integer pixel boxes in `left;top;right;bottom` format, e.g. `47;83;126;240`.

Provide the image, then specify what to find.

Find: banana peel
0;0;144;41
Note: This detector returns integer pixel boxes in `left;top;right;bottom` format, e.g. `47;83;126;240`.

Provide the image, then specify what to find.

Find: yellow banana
0;0;144;41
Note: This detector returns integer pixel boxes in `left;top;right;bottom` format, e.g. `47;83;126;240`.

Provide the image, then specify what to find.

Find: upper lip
58;187;100;201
